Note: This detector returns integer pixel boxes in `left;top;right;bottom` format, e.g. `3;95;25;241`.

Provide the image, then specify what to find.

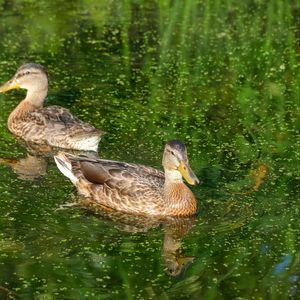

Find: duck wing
31;105;101;135
28;106;103;150
72;156;165;198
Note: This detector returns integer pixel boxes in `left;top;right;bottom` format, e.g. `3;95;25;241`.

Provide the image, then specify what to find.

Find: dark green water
0;1;299;299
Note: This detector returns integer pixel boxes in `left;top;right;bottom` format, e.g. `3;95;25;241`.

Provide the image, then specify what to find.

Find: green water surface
0;1;299;299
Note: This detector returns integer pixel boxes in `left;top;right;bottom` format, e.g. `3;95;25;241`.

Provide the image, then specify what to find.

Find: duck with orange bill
0;63;104;151
54;140;200;217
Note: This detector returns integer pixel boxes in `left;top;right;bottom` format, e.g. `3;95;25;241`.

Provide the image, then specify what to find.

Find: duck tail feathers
54;152;78;184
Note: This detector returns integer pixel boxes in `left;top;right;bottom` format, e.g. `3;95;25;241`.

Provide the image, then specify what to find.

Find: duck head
162;140;199;185
0;63;48;94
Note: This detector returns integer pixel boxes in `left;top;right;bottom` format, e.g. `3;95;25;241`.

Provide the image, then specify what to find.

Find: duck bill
178;161;199;185
0;79;20;93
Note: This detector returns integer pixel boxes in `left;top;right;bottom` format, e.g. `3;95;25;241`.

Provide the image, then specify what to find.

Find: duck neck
163;169;197;216
164;169;183;185
7;88;47;128
24;88;48;108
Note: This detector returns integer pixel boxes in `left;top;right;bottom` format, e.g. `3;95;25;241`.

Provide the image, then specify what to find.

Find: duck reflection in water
72;203;197;277
0;141;100;181
0;153;48;181
0;63;104;180
54;139;200;276
162;216;196;277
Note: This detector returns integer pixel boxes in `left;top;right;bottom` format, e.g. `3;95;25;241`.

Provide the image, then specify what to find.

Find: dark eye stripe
16;71;39;78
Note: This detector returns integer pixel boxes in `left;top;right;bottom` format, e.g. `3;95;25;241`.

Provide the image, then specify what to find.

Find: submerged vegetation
0;0;299;299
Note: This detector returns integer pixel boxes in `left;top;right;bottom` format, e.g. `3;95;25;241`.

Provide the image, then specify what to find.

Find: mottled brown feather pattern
56;153;198;217
8;104;102;150
1;63;103;151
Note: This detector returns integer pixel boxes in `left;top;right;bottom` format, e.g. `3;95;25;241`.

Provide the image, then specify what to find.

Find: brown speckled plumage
0;63;103;151
54;140;200;217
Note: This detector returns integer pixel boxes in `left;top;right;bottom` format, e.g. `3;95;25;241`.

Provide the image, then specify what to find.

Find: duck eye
171;151;175;155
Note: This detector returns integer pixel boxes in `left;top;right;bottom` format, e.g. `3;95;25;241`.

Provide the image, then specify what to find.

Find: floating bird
54;140;199;217
0;63;103;151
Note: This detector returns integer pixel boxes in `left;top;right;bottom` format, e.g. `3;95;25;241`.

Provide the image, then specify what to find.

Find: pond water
0;1;299;299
